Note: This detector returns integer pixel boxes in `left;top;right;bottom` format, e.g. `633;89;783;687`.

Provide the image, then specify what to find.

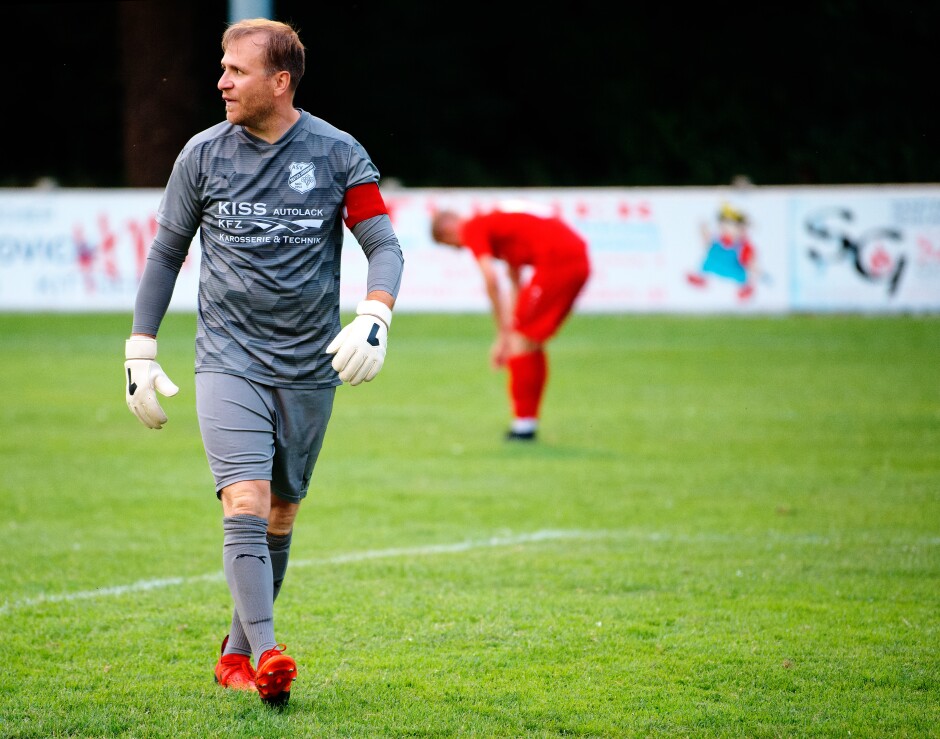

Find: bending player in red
431;204;590;441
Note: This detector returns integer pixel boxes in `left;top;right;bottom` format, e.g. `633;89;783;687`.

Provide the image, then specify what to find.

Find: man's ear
272;70;293;97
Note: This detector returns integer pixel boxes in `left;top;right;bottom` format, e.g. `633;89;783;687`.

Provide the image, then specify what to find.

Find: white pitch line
0;529;612;616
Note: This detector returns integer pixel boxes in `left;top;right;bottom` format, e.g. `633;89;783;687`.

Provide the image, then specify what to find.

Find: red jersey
459;210;589;270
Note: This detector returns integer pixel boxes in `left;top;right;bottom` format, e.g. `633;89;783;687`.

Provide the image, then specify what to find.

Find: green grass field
1;312;938;738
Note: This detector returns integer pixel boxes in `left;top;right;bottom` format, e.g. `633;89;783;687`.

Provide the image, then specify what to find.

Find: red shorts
513;260;590;342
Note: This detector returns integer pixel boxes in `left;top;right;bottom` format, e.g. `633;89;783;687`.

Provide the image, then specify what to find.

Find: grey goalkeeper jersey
147;110;403;388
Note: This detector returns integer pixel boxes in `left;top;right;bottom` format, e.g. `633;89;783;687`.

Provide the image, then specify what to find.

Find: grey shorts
195;372;336;504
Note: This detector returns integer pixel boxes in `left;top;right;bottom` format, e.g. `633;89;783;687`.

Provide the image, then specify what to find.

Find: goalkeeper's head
430;210;464;248
222;18;305;93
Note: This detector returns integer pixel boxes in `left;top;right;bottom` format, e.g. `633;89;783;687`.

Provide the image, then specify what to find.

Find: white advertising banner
787;187;940;311
1;185;938;314
382;188;792;314
0;190;200;312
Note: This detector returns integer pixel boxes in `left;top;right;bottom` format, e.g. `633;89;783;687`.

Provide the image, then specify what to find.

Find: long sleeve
351;214;404;299
131;225;194;335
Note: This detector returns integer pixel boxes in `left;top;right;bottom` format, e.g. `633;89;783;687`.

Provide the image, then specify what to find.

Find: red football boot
213;635;257;692
255;643;297;707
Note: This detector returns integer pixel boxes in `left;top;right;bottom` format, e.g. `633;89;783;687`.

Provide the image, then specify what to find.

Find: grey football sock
222;515;277;664
224;529;293;658
268;530;293;601
223;611;252;657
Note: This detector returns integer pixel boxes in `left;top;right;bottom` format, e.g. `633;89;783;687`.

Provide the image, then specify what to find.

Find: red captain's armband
342;182;388;229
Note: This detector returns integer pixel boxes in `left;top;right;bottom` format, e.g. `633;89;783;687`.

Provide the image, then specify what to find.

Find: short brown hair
222;18;305;92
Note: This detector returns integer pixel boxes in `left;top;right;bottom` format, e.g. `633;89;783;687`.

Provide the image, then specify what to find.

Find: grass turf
0;312;937;737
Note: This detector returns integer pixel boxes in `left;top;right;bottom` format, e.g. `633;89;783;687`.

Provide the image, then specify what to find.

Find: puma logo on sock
235;554;268;564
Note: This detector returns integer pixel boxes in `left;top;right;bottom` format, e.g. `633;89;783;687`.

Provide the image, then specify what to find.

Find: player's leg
252;384;336;706
196;372;279;692
505;335;545;440
265;383;335;600
220;487;297;706
505;266;589;440
222;513;293;680
219;486;278;665
222;491;298;667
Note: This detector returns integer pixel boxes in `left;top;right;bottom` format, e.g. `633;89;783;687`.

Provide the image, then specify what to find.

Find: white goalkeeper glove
325;299;392;386
124;336;179;430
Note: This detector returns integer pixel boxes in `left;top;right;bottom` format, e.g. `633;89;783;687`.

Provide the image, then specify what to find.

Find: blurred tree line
4;1;937;189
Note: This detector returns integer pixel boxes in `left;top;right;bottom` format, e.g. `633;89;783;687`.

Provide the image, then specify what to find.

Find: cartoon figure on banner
804;207;905;295
687;203;758;300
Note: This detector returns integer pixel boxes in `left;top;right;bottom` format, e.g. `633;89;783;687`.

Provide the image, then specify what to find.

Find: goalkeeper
123;18;403;708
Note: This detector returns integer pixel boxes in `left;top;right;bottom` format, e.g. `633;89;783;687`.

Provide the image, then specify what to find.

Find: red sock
507;350;547;420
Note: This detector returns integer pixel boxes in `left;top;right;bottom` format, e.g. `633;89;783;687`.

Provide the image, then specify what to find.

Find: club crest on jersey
288;162;316;193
